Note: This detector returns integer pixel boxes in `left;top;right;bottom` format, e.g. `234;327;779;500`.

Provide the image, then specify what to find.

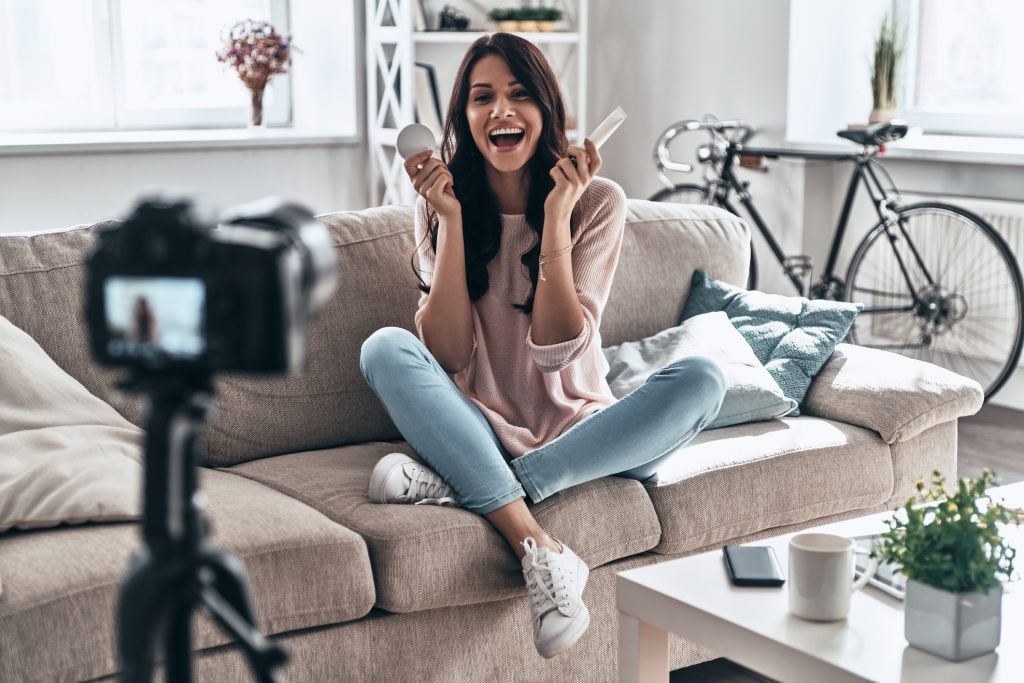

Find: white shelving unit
366;0;589;205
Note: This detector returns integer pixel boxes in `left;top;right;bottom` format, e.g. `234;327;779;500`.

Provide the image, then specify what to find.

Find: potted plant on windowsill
876;469;1022;661
869;7;905;123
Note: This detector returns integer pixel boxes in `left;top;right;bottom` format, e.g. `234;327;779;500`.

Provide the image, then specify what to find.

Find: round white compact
396;123;437;159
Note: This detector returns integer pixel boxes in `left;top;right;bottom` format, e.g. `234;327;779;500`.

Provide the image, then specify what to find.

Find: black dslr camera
84;196;337;683
85;195;337;375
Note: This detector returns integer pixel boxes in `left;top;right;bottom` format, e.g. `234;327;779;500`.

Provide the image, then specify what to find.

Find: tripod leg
164;584;194;683
117;551;167;683
200;548;257;624
197;548;289;683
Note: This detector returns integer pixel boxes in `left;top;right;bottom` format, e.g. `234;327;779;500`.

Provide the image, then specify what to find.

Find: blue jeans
359;327;725;515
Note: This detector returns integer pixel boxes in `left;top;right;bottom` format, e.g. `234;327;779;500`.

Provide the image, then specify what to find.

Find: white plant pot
904;579;1002;661
869;107;899;124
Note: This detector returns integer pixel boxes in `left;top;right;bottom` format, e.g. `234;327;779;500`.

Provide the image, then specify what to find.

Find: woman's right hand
405;150;460;220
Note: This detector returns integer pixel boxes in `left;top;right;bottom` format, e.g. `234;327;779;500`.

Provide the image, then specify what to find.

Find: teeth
489;127;524;137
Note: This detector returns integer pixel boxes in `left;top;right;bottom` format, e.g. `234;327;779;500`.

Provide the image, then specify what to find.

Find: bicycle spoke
945;340;990;385
953;247;1004;293
951;282;1017;299
940;216;969;283
952;318;1017;350
849;286;912;300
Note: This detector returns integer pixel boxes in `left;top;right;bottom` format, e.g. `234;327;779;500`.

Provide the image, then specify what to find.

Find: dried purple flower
215;19;295;91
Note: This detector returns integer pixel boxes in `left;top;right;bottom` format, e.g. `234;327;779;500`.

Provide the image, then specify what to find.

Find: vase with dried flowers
869;7;905;124
216;19;295;128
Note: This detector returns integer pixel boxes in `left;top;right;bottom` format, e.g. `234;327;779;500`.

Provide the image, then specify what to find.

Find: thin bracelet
539;245;573;281
540;244;573;261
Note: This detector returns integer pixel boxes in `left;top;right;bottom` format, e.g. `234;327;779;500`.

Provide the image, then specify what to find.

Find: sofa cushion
603;311;797;429
0;469;375;683
680;270;861;413
0;209;421;466
803;343;984;444
646;416;894;554
602;201;750;347
226;441;662;613
0;222;140;422
0;314;143;532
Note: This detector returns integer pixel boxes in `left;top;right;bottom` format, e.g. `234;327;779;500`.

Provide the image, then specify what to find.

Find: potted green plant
514;7;538;32
536;7;562;32
869;7;905;123
487;7;519;32
876;469;1022;661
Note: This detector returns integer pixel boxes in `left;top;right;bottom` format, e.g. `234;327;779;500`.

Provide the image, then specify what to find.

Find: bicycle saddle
836;121;908;146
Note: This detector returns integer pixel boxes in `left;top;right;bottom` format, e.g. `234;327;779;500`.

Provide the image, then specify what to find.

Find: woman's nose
491;98;515;117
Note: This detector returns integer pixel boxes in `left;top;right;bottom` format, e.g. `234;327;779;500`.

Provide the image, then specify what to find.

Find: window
0;0;290;132
905;0;1024;137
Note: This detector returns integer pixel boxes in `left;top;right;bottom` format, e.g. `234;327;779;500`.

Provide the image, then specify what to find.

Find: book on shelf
413;0;428;31
414;62;444;138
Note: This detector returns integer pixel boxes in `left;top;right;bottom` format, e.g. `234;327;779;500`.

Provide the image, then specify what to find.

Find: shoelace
400;465;458;506
522;538;570;618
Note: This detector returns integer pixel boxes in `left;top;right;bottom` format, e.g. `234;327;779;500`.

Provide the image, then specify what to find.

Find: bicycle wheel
649;183;758;290
845;202;1024;400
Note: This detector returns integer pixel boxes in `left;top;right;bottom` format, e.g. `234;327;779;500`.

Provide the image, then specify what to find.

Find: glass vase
249;84;267;129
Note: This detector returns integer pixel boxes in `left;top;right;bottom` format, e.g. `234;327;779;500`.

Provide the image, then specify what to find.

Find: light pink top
413;177;628;457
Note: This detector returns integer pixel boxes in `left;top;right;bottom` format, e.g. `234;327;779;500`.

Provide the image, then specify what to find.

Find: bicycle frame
711;143;930;314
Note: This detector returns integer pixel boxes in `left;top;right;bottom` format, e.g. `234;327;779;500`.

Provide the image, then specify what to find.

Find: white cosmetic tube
588;107;627;149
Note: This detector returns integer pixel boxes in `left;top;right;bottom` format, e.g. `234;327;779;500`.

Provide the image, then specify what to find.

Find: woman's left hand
544;138;601;221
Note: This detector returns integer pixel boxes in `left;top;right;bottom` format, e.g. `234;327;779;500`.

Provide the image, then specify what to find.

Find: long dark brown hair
411;33;573;313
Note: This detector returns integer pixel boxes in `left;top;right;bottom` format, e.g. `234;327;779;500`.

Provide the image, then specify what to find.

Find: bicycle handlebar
653;117;754;175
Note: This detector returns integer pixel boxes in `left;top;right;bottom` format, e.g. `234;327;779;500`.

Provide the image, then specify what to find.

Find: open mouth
488;126;525;151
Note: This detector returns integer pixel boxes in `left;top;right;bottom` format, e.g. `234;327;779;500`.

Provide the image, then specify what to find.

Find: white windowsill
784;130;1024;167
0;127;360;156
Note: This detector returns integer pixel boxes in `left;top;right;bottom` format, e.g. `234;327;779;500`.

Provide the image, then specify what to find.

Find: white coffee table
616;484;1024;683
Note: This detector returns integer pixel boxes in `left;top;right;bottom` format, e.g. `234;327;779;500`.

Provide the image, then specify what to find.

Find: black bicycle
650;116;1024;401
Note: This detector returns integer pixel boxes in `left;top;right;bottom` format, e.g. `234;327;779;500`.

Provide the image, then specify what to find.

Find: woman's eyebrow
470;80;521;90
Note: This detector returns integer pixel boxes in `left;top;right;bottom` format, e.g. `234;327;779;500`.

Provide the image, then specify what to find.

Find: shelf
413;30;580;44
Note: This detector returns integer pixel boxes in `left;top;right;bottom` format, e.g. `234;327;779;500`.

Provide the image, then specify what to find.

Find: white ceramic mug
788;533;877;621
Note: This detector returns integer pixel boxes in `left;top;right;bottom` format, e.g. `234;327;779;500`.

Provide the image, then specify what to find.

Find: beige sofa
0;199;983;682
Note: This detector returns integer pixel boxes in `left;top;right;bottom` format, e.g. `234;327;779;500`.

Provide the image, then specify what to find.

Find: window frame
902;0;1024;138
0;0;292;133
0;0;116;131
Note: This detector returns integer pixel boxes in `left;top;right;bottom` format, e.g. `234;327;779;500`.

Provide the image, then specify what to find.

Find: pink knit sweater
413;177;628;457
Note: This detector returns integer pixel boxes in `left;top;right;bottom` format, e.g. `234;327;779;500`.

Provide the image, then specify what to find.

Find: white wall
0;145;366;233
588;0;799;294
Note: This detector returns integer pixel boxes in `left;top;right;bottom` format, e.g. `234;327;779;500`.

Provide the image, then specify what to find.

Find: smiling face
465;54;543;176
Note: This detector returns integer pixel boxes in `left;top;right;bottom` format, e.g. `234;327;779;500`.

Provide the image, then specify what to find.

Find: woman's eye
473;93;492;103
512;90;530;99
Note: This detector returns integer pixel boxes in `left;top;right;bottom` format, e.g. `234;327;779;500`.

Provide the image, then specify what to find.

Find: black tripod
117;372;289;683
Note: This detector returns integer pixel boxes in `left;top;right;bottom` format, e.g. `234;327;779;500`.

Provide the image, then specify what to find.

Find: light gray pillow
603;311;797;429
0;314;142;534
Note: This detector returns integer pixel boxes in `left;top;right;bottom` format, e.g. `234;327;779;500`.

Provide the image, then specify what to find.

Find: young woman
360;33;725;659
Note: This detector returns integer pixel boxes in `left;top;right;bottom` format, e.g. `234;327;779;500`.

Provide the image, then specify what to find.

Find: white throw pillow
603;311;797;429
0;314;142;533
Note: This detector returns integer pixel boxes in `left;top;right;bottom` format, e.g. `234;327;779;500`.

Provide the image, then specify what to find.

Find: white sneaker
367;452;459;506
521;537;590;658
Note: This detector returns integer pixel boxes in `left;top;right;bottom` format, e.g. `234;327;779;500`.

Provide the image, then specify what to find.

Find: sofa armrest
802;343;983;444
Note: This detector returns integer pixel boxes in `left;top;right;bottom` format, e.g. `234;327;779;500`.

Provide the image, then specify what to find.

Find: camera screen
104;277;206;360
